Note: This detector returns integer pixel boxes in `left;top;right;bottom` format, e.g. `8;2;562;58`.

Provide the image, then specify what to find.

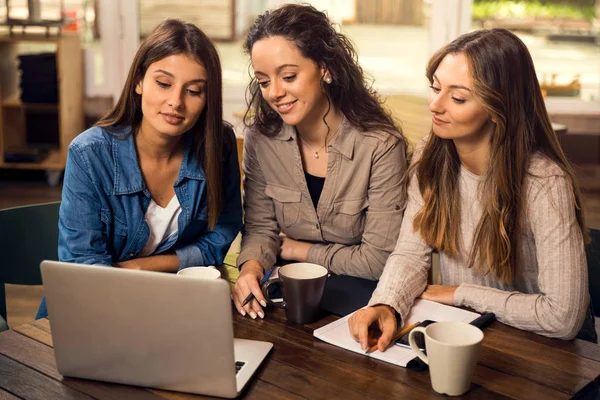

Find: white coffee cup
177;266;221;280
409;321;483;396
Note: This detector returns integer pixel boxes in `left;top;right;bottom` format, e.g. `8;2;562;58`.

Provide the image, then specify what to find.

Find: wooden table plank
484;327;600;379
471;364;569;400
148;388;217;400
256;356;377;400
241;379;307;400
489;323;600;363
0;354;93;400
478;346;591;395
13;318;53;347
0;388;20;400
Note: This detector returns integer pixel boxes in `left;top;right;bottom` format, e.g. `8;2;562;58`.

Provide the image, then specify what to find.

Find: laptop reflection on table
41;260;272;398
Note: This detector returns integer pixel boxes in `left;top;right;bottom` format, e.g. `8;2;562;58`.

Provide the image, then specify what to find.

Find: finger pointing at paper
348;305;398;352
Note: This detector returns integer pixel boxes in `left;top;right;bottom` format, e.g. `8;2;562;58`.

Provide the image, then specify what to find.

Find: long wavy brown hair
412;28;588;283
96;19;227;229
243;3;402;140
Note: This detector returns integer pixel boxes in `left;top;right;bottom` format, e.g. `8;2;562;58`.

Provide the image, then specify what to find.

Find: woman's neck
135;126;184;165
295;107;343;147
454;124;493;176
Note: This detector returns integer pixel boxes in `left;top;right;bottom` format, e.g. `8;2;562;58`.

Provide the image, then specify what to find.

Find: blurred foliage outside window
472;0;596;21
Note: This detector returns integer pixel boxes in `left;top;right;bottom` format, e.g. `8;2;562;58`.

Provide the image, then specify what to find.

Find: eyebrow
254;63;300;77
153;69;207;84
433;74;471;91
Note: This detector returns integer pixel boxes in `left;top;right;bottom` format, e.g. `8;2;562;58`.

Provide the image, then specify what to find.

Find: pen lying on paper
241;268;275;307
365;321;421;354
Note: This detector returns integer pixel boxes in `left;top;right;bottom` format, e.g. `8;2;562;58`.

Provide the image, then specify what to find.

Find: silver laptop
41;260;273;398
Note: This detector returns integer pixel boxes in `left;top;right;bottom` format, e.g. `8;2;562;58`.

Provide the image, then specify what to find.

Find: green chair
0;202;60;331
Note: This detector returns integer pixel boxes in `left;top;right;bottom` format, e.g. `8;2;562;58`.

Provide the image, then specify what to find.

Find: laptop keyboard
235;361;245;374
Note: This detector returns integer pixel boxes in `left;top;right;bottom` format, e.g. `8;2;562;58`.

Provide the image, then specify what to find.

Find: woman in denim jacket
36;19;242;318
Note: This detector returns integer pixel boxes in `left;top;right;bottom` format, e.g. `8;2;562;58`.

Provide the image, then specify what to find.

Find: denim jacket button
129;253;134;257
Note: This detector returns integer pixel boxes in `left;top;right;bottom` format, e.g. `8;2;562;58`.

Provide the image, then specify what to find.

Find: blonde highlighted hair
412;29;587;283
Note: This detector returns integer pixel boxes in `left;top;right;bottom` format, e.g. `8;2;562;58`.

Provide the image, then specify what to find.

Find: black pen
241;268;275;307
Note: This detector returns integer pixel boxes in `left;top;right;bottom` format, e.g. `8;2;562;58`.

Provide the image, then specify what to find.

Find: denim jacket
58;125;242;269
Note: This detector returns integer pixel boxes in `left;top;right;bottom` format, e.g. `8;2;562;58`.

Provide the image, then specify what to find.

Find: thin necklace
298;135;326;159
297;117;344;159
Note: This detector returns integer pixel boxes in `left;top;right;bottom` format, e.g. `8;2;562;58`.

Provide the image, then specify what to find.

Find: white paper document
313;299;480;367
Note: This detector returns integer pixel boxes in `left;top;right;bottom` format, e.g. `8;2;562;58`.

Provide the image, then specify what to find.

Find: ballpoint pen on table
365;321;421;354
241;268;275;307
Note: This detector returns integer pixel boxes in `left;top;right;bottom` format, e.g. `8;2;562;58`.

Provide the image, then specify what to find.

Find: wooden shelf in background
0;149;63;170
2;98;58;111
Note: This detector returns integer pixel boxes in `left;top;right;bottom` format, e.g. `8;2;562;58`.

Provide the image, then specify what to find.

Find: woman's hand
232;260;267;320
348;304;398;352
280;236;312;261
419;285;458;305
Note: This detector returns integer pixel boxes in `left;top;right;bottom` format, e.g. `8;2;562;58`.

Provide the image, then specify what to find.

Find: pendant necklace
298;135;326;159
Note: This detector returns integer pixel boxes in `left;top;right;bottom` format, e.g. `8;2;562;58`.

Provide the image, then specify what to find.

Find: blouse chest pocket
100;208;129;256
265;185;302;228
333;197;369;239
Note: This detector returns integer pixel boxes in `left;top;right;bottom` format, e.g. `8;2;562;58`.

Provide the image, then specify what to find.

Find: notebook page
313;299;480;367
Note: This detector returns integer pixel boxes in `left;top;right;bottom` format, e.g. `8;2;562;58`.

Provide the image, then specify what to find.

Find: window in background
341;0;432;96
471;0;600;102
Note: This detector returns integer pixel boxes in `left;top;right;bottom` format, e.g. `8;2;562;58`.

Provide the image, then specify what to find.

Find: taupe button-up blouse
237;119;407;280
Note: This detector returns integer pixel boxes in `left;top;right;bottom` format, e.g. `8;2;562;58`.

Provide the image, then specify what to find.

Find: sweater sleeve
367;166;433;323
454;175;589;340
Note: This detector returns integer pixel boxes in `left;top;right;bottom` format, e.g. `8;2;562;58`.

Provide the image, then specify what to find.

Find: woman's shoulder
349;122;405;151
527;153;566;179
524;153;571;201
70;125;126;151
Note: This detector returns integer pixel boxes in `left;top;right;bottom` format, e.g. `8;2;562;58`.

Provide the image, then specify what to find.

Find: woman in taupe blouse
349;29;595;349
232;4;407;319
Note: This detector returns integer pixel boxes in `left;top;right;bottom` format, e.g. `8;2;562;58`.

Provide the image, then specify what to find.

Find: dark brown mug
261;263;328;324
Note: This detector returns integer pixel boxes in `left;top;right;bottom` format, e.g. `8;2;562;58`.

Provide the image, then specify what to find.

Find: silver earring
324;76;332;84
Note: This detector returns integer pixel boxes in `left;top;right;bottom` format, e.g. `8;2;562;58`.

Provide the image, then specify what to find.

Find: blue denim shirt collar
112;129;205;195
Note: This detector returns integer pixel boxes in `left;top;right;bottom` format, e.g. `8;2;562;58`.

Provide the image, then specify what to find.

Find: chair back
0;202;60;323
588;228;600;317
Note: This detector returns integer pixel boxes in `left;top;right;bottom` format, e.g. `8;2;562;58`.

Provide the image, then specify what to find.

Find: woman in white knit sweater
349;28;596;350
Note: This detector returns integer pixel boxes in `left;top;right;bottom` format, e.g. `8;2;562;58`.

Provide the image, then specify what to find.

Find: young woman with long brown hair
36;19;242;318
349;28;595;347
232;4;407;320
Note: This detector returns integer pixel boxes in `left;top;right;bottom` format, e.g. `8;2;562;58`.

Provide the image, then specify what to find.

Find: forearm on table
307;242;389;280
454;283;587;340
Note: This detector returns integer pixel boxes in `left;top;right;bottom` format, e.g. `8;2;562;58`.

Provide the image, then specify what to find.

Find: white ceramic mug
409;321;483;396
177;266;221;280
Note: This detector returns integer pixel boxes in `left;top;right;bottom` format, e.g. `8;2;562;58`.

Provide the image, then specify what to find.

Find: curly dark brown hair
243;4;403;140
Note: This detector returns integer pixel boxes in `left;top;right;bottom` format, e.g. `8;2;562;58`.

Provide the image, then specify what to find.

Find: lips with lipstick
161;112;185;125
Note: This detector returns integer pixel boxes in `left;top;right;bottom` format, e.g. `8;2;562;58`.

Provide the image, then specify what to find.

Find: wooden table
1;308;599;399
